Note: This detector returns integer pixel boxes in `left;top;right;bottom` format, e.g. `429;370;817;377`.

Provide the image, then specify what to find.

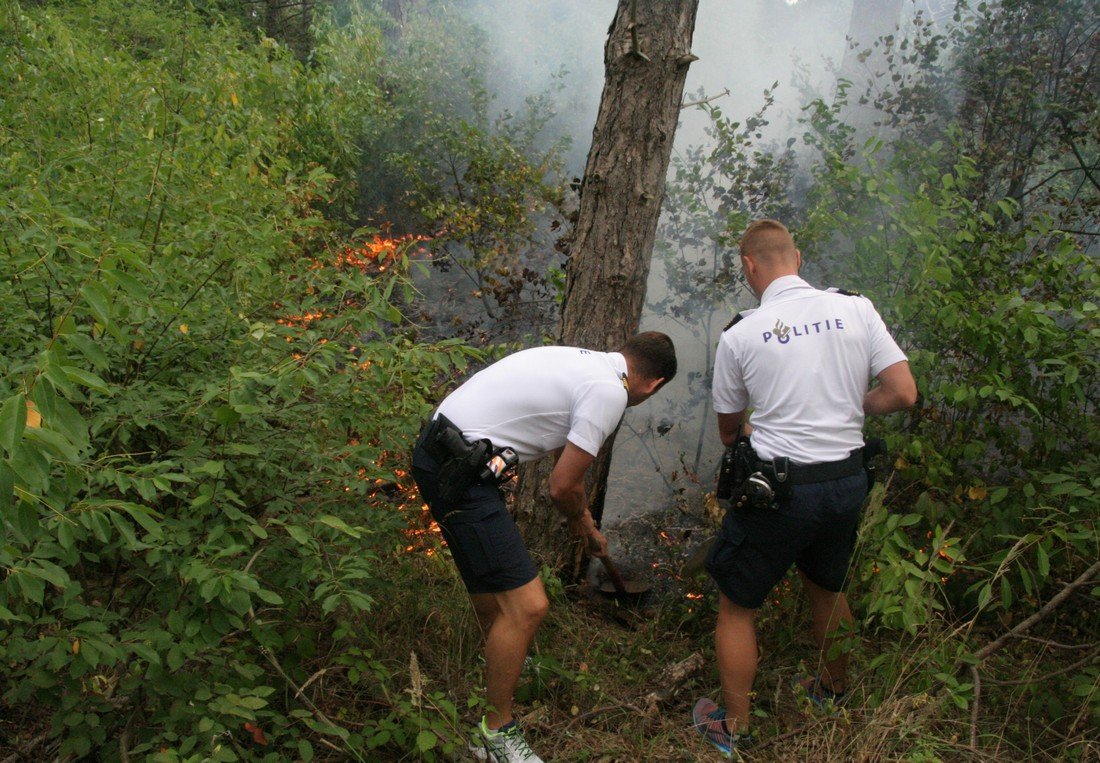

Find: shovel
583;524;650;598
596;552;651;597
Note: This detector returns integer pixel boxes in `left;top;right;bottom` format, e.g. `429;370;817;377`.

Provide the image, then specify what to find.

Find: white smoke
457;1;899;526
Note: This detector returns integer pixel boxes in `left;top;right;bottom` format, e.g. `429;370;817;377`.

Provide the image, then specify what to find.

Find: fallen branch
566;702;646;730
1011;633;1096;650
974;560;1100;662
566;652;705;730
750;722;812;751
1;731;51;763
983;647;1099;686
260;645;363;761
641;651;706;715
969;665;982;751
963;560;1100;752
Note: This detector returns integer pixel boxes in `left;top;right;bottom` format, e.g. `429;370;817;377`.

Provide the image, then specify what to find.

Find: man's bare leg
801;572;853;694
472;577;549;729
715;592;757;733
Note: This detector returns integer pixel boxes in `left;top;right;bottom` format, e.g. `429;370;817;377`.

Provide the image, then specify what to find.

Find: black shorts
411;440;538;595
704;472;867;609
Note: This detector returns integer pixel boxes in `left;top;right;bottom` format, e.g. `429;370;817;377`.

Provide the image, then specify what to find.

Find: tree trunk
514;0;699;575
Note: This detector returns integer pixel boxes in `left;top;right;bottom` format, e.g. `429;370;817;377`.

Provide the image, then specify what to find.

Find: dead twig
983;647;1099;686
973;560;1100;662
1;731;51;763
748;722;812;751
963;560;1100;752
567;652;705;730
970;664;982;751
641;652;706;715
566;703;646;730
1010;633;1096;650
259;645;363;761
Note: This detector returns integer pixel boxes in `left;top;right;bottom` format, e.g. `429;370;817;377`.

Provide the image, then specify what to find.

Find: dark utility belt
780;451;864;485
419;415;518;509
716;437;886;511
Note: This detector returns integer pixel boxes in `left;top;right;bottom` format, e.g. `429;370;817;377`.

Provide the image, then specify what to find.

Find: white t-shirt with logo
712;275;907;464
437;346;628;462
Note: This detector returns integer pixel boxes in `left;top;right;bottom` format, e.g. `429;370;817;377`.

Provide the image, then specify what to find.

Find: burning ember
323;232;430;275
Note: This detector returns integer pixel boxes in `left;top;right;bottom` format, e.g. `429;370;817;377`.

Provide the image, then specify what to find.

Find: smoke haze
459;1;944;526
467;0;857;176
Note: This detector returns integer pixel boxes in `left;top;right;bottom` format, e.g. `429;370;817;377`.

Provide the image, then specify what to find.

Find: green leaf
193;460;225;477
28;560;70;589
167;646;185;672
102;268;150;300
0;603;29;622
117;502;164;539
0;461;14;512
1036;543;1050;579
316;514;362;538
31;383;89;450
255;588;283;605
286;525;312;545
63;333;110;370
0;394;27;456
24;427;81;461
213;406;241;426
13;570;46;604
416;730;437;752
62;366;111;395
81;281;113;327
110;512;140;549
236;696;268;710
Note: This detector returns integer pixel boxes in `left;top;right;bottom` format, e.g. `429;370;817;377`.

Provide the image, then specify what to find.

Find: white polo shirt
437;346;628;463
712;275;907;464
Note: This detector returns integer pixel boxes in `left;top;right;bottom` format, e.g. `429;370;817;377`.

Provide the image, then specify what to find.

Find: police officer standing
412;333;677;763
692;220;917;755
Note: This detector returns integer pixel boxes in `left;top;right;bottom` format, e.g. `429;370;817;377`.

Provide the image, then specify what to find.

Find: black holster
717;438;883;512
716;436;754;501
420;415;493;507
862;437;887;491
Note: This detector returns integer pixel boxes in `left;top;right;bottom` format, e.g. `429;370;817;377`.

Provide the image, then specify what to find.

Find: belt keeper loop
772;457;790;484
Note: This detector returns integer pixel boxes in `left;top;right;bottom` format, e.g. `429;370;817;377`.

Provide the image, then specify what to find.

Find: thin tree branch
1010;633;1097;651
682;88;730;109
983;647;1100;686
1058;115;1100;194
970;664;982;751
973;560;1100;662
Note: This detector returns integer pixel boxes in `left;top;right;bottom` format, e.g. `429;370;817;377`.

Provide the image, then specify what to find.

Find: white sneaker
469;717;544;763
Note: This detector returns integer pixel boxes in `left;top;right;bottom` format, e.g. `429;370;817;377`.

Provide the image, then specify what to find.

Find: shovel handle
598;554;628;594
582;528;628;594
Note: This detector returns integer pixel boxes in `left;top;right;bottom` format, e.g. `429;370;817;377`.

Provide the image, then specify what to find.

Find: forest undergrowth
341;486;1096;762
1;1;1096;761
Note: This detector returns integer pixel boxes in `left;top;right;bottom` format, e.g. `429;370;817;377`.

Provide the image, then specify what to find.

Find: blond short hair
740;219;797;265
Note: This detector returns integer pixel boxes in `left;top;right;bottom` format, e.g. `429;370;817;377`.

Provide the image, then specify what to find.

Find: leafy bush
0;2;480;758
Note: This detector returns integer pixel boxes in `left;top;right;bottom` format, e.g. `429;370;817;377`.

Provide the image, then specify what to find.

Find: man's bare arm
864;360;918;415
548;441;607;556
717;411;747;447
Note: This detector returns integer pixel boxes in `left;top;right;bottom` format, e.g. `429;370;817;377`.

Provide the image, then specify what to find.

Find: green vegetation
0;1;487;759
656;1;1098;758
1;0;1096;761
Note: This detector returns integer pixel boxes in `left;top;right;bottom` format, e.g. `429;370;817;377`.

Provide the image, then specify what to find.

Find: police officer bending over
692;220;917;756
412;332;677;763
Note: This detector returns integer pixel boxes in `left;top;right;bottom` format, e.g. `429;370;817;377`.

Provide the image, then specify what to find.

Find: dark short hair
620;331;677;385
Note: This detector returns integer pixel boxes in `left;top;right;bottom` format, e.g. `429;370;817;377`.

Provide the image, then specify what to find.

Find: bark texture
514;0;699;574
